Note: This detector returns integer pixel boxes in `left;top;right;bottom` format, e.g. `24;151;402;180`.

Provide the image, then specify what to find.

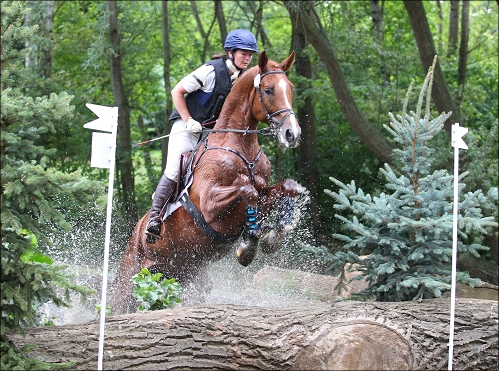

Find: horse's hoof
259;227;286;254
236;235;258;267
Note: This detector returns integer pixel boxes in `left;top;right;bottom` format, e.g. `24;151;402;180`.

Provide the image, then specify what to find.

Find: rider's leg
146;174;177;236
146;119;200;237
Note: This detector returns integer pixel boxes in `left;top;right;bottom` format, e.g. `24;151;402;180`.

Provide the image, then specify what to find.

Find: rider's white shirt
180;64;217;93
180;60;239;94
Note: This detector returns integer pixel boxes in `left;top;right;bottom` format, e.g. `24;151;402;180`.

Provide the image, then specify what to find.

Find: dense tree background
4;1;498;273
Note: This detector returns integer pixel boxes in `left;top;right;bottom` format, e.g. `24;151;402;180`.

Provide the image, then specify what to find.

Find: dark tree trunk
107;0;138;233
403;0;461;135
161;0;172;172
7;299;497;370
189;0;206;39
370;0;384;43
291;25;321;234
456;0;470;110
436;0;444;53
246;0;272;49
284;1;393;165
447;0;460;57
214;0;227;44
38;0;54;80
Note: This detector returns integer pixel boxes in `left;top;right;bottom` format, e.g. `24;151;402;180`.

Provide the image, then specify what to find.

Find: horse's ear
258;51;268;72
279;51;295;72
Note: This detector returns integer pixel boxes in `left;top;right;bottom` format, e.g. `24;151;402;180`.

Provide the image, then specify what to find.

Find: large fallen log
7;298;498;370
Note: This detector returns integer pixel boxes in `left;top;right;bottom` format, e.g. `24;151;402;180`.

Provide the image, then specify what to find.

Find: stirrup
146;231;162;244
145;218;163;243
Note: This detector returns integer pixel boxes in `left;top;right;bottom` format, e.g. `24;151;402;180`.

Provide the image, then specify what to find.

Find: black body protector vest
169;58;232;129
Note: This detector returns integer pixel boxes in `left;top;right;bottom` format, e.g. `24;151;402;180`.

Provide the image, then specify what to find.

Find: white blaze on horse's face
277;78;301;148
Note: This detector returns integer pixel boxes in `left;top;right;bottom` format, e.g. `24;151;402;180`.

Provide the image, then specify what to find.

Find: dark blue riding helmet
224;29;260;53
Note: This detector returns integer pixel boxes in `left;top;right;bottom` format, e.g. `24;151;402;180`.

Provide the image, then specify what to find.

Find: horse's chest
199;149;270;187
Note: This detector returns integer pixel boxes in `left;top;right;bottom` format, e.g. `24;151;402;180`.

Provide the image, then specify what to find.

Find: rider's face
231;49;254;70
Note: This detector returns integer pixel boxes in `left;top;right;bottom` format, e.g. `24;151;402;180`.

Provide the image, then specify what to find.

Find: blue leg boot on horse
146;174;177;243
236;205;260;266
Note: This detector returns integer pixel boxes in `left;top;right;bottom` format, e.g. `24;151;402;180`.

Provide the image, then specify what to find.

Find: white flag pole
83;104;118;370
448;123;468;371
97;122;116;370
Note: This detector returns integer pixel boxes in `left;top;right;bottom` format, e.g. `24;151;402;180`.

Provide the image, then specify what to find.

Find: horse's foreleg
200;182;258;224
200;181;260;266
258;179;304;254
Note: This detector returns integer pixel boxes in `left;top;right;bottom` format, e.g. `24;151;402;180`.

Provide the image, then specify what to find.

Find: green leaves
131;268;182;311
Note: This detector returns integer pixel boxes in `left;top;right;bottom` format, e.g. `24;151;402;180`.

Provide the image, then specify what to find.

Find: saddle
174;151;192;200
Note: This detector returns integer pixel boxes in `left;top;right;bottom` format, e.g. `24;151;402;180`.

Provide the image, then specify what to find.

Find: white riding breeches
163;119;201;181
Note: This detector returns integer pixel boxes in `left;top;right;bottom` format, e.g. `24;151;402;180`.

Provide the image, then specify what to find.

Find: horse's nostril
286;129;295;144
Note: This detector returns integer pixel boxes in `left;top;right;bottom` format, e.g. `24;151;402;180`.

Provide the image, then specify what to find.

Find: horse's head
252;51;301;148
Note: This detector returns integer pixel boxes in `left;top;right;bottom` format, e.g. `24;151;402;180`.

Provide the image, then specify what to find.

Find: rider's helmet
224;29;260;53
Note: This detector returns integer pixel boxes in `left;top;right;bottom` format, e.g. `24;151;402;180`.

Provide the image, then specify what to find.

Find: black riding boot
146;174;177;238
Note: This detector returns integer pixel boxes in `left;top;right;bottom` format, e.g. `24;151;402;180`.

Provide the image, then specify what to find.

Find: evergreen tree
1;2;100;368
309;57;498;301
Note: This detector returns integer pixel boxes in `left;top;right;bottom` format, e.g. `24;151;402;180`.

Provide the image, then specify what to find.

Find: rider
146;29;260;239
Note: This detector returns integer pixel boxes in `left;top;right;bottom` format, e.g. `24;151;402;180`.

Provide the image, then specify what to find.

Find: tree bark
447;0;460;57
107;0;138;234
457;0;469;109
436;0;444;53
403;1;461;135
214;0;227;45
370;0;384;44
7;299;497;370
247;0;272;49
284;1;393;165
189;0;206;39
291;25;321;234
161;0;172;172
38;0;54;80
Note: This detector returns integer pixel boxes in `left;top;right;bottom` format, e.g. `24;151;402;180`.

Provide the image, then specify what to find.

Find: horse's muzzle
285;127;300;148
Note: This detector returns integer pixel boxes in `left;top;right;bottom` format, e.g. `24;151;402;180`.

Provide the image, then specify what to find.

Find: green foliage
306;59;498;301
131;268;182;311
95;304;112;317
1;2;100;368
1;342;75;371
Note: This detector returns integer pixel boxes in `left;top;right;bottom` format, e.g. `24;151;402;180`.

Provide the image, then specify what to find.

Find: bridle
253;70;296;137
203;70;296;138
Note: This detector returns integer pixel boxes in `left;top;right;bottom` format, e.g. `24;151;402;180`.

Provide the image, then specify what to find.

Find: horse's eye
264;87;273;95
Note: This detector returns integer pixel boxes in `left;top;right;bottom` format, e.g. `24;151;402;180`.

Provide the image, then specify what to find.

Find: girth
179;193;241;243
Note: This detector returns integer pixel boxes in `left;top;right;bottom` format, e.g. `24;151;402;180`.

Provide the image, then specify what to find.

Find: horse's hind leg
108;226;149;314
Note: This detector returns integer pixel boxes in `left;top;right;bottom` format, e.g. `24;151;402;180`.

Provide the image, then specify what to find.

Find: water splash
38;186;327;324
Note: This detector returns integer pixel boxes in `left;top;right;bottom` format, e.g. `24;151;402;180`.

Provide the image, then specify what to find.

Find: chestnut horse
110;51;302;314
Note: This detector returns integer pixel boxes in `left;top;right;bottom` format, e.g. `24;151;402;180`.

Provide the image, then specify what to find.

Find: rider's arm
171;83;191;122
171;64;216;122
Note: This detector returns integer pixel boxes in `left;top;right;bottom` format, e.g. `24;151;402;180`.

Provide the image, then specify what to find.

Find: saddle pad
161;165;195;222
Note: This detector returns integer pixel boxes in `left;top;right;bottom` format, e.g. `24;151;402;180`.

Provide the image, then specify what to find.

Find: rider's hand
185;117;202;133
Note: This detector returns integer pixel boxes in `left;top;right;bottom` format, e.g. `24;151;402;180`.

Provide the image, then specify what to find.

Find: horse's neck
211;85;261;153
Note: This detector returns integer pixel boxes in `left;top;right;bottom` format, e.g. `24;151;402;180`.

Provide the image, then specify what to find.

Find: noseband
254;71;296;136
